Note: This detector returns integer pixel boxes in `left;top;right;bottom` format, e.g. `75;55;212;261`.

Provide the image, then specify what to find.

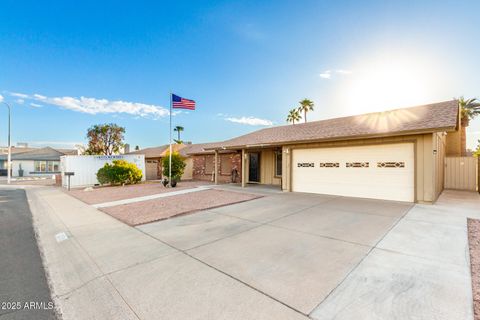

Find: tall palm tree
174;125;184;141
286;109;302;124
459;97;480;126
298;99;314;123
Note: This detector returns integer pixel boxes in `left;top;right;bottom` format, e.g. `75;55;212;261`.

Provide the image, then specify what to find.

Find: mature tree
174;126;184;142
459;97;480;126
84;123;125;155
298;99;315;123
286;108;302;124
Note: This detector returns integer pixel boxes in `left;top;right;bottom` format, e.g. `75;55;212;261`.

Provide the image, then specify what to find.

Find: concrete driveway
29;186;477;320
137;191;413;316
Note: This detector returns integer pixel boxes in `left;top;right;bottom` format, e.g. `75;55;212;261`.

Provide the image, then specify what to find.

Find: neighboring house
199;100;460;204
128;144;188;180
0;147;77;177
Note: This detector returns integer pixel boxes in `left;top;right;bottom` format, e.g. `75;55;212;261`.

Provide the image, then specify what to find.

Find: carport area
31;185;476;320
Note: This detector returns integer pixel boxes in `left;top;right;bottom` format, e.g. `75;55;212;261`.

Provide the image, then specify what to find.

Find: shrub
162;152;186;181
96;160;143;186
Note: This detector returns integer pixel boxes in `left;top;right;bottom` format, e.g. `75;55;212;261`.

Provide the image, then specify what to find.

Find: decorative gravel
67;180;212;205
468;218;480;320
99;189;261;226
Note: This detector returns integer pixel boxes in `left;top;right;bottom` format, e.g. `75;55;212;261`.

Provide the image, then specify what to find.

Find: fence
444;157;478;191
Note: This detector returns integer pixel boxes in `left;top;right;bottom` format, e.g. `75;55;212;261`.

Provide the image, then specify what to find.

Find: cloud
10;92;28;98
30;103;43;108
335;69;352;75
0;94;3;102
15;99;24;104
225;116;273;126
319;69;353;79
8;92;169;119
319;71;332;79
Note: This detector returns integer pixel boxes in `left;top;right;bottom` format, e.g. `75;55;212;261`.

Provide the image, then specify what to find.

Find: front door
248;153;260;182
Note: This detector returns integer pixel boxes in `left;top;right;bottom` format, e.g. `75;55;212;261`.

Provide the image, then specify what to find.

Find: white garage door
292;143;414;202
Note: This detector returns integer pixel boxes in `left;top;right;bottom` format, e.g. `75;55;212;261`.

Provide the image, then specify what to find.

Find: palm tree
459;97;480;127
174;126;184;142
298;99;314;123
286;109;302;124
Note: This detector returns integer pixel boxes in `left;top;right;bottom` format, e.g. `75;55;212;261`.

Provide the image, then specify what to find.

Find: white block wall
61;155;146;188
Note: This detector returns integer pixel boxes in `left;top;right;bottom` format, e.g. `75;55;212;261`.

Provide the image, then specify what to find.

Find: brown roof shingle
207;100;459;150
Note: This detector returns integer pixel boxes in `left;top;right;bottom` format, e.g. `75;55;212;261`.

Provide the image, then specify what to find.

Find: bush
162;152;186;182
96;160;143;186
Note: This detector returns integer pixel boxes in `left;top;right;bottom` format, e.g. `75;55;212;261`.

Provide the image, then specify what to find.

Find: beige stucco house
196;100;460;204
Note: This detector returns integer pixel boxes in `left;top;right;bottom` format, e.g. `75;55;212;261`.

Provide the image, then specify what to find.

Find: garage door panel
292;144;414;202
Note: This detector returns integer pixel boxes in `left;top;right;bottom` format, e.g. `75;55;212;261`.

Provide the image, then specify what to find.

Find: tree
298;99;315;123
474;140;480;158
459;97;480;126
286;108;302;124
174;126;184;142
162;152;186;181
85;123;125;155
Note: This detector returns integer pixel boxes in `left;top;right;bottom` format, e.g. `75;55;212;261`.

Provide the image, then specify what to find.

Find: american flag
172;94;196;110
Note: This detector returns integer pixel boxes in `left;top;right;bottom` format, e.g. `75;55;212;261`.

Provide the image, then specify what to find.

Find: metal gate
445;157;478;191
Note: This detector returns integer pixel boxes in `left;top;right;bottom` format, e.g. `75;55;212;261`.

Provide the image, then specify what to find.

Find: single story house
190;100;460;204
0;147;78;177
128;144;192;180
179;143;242;183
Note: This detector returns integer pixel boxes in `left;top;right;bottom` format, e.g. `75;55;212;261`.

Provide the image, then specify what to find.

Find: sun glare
340;53;444;115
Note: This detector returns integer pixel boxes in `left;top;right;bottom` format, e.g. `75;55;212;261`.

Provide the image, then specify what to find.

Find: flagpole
169;93;172;187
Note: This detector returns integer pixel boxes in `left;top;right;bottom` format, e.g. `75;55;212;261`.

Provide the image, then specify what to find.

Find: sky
0;0;479;150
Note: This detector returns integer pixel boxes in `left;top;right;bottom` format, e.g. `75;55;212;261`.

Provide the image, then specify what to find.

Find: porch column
214;150;219;185
241;149;246;188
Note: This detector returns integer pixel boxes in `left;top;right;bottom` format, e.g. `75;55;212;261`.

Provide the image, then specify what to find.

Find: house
196;100;460;204
128;144;189;180
179;143;242;183
0;147;78;177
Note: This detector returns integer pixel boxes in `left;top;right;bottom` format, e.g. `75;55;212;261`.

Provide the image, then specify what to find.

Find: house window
275;152;282;177
221;155;232;175
34;160;60;173
204;155;214;174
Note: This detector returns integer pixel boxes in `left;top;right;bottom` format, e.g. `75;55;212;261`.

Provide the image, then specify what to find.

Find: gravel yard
67;180;212;205
99;189;261;226
469;218;480;320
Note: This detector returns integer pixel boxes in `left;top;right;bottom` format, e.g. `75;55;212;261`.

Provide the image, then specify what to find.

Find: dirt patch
468;218;480;320
99;189;261;226
66;180;212;205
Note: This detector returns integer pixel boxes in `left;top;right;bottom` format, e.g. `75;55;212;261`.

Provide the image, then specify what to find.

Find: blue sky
0;0;479;150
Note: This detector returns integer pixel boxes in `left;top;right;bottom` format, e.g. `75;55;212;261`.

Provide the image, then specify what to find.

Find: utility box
60;154;146;188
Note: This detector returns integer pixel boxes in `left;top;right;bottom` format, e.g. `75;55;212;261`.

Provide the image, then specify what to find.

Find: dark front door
248;153;260;182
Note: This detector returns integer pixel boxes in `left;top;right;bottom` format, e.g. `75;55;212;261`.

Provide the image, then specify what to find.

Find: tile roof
179;143;223;156
128;144;188;158
0;147;76;161
206;100;459;150
127;145;170;158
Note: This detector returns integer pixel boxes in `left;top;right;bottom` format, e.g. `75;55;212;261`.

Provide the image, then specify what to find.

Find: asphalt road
0;188;56;320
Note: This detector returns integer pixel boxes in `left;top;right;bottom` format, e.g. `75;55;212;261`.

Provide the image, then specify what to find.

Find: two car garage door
292;143;414;202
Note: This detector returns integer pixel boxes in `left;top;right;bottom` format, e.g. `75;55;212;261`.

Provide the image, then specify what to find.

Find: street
0;188;56;320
